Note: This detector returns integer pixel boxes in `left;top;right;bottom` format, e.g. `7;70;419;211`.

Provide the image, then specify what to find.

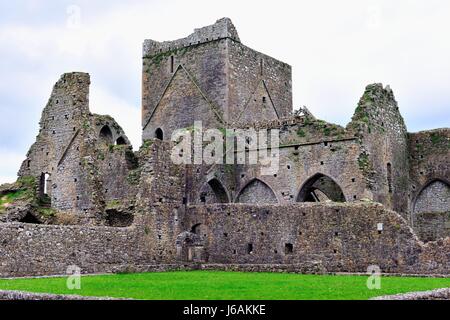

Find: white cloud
0;149;26;184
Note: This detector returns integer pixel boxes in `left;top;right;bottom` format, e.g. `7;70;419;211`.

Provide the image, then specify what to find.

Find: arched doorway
297;173;345;202
236;178;278;204
176;228;207;263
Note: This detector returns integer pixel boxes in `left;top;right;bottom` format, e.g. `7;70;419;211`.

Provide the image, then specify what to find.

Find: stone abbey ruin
0;18;448;277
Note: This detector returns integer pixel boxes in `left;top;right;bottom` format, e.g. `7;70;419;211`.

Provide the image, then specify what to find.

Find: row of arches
99;125;127;146
198;173;346;205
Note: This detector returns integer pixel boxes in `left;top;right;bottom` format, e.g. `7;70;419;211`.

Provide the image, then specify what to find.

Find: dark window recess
170;56;174;73
182;197;187;204
247;243;253;254
200;195;206;203
155;128;163;140
387;163;393;193
262;96;267;103
285;243;293;254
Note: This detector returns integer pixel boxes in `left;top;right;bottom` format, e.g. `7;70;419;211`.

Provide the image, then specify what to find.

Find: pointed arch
236;178;278;204
199;178;230;204
143;65;225;131
297;173;345;202
99;125;113;144
414;178;450;213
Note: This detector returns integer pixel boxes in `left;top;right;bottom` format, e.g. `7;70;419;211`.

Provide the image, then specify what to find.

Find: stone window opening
27;160;31;168
116;136;126;145
99;125;113;144
170;56;174;73
247;243;253;254
260;59;264;76
155;128;164;140
285;243;293;254
262;96;267;104
387;163;393;193
39;173;51;197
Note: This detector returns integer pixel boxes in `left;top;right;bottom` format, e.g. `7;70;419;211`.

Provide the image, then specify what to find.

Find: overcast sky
0;0;449;184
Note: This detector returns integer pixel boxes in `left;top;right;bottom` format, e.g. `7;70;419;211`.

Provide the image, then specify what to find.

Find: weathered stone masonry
0;18;448;277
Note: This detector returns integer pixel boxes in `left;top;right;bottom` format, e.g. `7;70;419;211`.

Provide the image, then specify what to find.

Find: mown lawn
0;271;448;300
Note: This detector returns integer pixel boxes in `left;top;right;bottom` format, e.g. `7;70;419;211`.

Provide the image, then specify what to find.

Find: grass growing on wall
0;190;31;214
0;271;448;300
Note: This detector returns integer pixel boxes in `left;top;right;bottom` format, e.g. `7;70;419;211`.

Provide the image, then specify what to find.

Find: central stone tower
141;18;293;141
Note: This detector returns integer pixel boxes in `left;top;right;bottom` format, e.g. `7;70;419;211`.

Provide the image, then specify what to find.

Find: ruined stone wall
415;212;449;242
183;203;449;274
348;84;410;216
17;73;133;224
0;201;447;277
408;129;450;209
133;140;186;263
0;222;150;277
408;129;450;240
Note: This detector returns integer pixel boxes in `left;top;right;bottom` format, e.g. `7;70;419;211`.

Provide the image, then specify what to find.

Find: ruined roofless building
0;18;448;277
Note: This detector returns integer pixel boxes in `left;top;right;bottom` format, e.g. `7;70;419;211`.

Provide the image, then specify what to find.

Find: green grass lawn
0;271;448;300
